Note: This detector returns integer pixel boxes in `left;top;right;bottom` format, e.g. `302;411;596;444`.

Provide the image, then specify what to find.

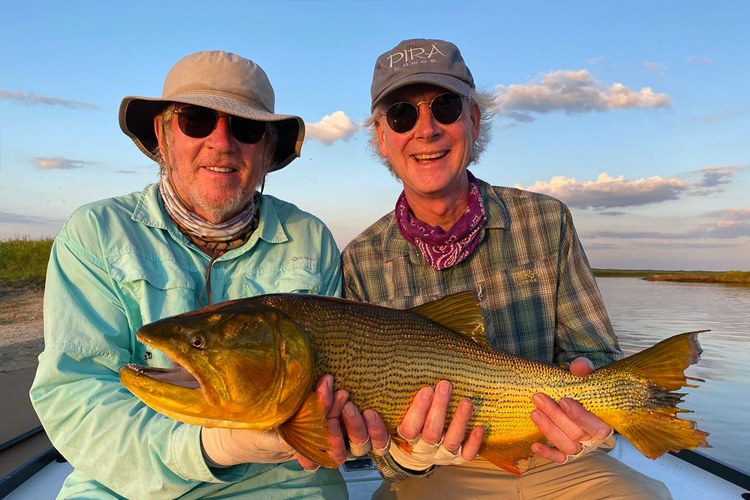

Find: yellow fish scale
265;295;655;442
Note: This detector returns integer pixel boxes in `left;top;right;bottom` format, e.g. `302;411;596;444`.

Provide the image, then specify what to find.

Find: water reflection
596;278;750;474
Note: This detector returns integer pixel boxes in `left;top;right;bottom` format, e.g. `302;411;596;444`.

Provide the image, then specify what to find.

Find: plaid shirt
342;176;622;368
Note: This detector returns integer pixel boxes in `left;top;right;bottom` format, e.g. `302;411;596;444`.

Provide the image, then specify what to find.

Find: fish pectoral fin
409;291;489;347
277;391;338;469
478;434;542;476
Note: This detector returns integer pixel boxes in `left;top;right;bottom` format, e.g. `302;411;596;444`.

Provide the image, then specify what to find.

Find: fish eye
190;335;206;349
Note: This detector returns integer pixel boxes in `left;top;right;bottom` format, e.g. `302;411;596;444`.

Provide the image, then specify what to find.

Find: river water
596;277;750;475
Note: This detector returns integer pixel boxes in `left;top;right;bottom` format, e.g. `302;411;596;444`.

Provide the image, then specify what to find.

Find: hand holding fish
529;357;614;464
340;380;485;470
201;375;351;470
297;375;351;471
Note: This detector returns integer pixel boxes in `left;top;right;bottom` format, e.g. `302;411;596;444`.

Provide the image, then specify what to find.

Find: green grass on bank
0;237;54;288
594;269;750;284
592;269;723;278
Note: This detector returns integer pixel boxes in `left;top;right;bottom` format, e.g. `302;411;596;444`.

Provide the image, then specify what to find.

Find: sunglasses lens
386;102;419;134
432;93;463;125
230;117;266;144
176;106;217;138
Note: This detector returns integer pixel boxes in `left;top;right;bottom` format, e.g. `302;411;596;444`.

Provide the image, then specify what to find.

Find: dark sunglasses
173;105;266;144
383;92;464;134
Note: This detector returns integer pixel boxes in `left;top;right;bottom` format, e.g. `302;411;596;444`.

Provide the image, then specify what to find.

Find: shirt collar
382;175;509;262
130;183;289;253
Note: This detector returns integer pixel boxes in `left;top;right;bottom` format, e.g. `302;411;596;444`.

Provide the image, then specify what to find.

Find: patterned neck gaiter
396;171;487;271
158;172;257;254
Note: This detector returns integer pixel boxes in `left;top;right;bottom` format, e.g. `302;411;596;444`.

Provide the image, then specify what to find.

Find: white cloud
516;172;687;209
0;89;98;109
585;56;606;65
305;111;360;145
34;157;94;170
689;165;746;188
703;107;744;123
643;62;663;71
495;70;671;122
686;56;714;65
703;208;750;221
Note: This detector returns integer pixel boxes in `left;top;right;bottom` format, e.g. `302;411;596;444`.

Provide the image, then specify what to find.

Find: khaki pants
372;451;672;500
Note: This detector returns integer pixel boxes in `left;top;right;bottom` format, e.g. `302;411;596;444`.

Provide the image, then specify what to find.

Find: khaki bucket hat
119;50;304;171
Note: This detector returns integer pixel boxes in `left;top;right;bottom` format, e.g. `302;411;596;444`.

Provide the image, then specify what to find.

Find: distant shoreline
593;269;750;284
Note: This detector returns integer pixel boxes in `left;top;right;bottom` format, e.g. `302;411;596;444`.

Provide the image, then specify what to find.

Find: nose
413;102;441;140
204;115;236;152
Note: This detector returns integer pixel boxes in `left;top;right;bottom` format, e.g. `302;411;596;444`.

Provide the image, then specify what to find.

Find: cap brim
371;74;472;110
119;94;304;171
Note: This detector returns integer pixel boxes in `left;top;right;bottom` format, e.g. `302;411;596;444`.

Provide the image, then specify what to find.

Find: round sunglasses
383;92;464;134
173;105;267;144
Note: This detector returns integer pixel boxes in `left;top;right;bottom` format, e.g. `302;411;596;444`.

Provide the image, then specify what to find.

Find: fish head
120;298;314;429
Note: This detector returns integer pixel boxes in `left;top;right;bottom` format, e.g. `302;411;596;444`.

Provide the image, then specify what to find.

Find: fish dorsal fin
410;291;488;347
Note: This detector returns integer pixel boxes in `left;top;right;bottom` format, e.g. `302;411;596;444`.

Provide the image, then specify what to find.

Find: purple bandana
396;172;487;270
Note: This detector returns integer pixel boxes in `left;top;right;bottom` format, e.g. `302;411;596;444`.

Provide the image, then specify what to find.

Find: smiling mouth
412;151;448;163
204;166;237;173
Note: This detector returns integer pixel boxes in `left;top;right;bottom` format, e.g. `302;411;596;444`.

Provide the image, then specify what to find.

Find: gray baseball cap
119;51;305;171
370;39;475;110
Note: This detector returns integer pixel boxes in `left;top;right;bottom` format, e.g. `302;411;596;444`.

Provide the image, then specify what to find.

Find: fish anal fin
613;409;710;460
277;391;338;469
478;434;542;476
410;292;488;347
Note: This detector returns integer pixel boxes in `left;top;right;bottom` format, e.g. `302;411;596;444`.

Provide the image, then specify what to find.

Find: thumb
569;357;595;377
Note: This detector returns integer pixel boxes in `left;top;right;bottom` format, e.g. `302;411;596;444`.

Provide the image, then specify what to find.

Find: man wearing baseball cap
31;51;349;499
340;39;673;499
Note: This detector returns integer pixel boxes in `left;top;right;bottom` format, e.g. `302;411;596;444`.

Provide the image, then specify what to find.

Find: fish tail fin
278;391;339;468
607;330;710;459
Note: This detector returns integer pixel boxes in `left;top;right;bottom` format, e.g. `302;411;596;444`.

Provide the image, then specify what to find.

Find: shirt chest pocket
243;266;323;297
109;254;197;325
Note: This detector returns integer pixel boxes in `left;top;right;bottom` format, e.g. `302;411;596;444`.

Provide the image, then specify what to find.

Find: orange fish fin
410;292;489;347
605;330;710;459
622;330;708;390
615;408;710;460
391;433;413;454
478;434;542;475
277;391;338;469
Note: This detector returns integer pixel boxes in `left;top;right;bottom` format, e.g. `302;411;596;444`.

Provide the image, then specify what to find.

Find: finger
569;358;595;377
443;399;473;452
531;393;591;444
398;386;435;440
327;417;347;465
315;375;334;414
422;380;452;444
531;442;569;464
297;454;320;471
363;409;391;451
341;401;369;446
461;426;485;461
559;398;612;441
328;389;349;420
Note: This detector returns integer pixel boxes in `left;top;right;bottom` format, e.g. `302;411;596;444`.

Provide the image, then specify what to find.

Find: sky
1;0;748;271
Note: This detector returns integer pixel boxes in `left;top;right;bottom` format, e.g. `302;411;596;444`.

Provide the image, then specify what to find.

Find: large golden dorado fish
120;292;709;474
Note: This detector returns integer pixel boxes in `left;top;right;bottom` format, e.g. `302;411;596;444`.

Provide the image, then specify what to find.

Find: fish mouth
123;363;202;390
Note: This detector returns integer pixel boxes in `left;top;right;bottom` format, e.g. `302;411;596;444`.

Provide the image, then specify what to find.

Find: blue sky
1;0;748;270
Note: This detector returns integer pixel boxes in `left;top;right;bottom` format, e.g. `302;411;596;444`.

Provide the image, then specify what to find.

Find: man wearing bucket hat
31;51;349;499
339;39;673;499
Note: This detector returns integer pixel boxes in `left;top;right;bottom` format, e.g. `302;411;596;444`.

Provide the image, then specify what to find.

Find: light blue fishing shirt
30;183;346;500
